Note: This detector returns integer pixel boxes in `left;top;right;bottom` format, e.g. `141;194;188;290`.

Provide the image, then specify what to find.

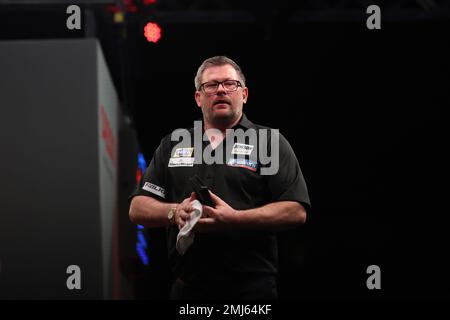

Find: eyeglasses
199;80;242;94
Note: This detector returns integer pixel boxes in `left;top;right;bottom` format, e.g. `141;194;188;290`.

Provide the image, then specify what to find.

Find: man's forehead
202;64;238;81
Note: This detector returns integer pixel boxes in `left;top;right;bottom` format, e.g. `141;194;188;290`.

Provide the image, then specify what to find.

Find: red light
143;0;156;5
106;0;138;13
144;22;162;43
136;170;142;184
127;5;137;12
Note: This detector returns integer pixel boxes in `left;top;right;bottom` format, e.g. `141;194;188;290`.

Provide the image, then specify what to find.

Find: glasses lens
203;82;218;93
223;80;238;91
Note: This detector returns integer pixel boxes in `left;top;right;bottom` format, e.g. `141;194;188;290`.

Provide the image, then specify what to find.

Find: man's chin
211;108;233;119
203;105;241;126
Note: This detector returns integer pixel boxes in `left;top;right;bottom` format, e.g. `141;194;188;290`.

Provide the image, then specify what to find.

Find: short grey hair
194;56;246;90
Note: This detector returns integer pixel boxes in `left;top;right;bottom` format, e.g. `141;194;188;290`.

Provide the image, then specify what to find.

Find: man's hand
195;191;238;232
194;192;306;232
174;192;196;229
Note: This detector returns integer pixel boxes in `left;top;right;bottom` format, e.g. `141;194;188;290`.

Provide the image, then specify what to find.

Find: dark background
1;0;448;299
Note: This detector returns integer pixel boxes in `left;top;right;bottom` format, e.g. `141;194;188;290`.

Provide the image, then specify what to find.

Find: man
129;56;310;299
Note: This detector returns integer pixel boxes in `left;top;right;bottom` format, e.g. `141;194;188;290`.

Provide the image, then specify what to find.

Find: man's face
195;64;248;125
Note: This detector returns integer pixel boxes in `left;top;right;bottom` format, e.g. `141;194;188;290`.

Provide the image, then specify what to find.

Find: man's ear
195;91;202;107
242;87;249;104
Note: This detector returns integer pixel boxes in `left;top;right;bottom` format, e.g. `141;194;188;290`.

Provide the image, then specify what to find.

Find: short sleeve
129;137;169;202
263;133;311;210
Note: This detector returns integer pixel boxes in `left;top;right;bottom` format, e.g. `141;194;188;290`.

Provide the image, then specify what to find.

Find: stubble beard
205;105;241;129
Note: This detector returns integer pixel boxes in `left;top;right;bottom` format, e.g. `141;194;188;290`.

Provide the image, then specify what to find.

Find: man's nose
216;83;227;94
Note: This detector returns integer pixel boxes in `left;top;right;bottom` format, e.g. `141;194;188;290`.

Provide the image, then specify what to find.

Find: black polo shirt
130;114;310;285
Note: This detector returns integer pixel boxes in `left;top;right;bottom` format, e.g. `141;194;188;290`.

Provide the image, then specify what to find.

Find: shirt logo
169;157;195;167
227;158;258;171
173;147;194;157
231;143;254;156
142;182;166;198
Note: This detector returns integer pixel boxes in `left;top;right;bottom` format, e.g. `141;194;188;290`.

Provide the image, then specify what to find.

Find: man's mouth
213;99;230;106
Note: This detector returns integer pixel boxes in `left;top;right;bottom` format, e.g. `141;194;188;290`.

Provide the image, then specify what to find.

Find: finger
179;212;190;221
195;217;216;232
176;216;183;228
190;192;197;201
182;194;193;206
208;191;223;205
179;204;193;213
181;198;190;207
202;205;217;218
196;217;215;225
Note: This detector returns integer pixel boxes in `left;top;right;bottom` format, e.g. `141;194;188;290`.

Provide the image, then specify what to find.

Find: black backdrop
130;18;449;299
0;3;448;299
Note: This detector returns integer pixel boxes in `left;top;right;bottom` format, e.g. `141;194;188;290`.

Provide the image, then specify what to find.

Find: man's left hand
195;191;238;232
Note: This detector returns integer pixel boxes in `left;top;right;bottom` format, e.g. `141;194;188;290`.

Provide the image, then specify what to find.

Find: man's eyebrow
205;78;235;83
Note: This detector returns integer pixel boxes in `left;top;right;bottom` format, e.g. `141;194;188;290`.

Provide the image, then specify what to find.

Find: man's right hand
174;192;197;229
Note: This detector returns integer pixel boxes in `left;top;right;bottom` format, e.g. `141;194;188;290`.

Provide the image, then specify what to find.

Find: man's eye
205;83;217;89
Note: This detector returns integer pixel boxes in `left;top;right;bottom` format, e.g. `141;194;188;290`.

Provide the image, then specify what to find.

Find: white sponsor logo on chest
173;147;194;157
168;157;195;167
227;158;258;171
231;143;254;155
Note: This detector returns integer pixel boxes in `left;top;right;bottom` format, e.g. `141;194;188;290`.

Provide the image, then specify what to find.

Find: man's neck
203;114;242;149
203;114;242;135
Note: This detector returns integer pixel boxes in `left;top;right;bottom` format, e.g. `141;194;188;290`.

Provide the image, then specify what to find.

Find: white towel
176;200;203;255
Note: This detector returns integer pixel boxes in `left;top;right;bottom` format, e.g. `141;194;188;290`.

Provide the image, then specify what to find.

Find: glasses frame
199;80;243;94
